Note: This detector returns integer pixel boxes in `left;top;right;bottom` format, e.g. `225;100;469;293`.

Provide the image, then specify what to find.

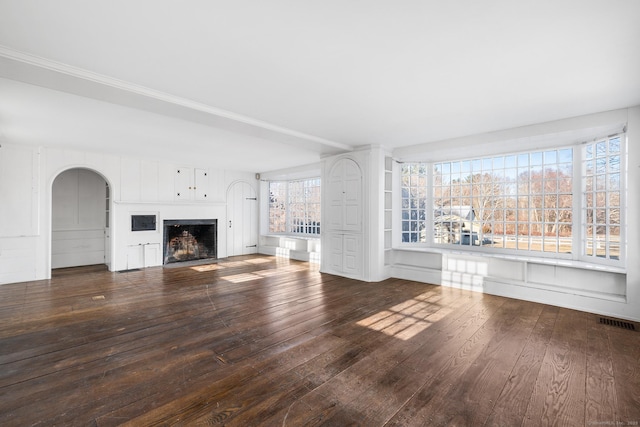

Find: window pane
609;173;620;191
429;147;575;254
269;178;321;235
582;134;624;263
292;178;321;235
404;134;624;264
402;163;427;243
609;137;620;153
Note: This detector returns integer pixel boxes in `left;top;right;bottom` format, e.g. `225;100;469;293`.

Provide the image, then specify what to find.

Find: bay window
401;134;625;266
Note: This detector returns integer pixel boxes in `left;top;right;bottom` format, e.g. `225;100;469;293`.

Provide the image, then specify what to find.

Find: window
268;178;321;235
400;134;625;266
401;163;428;243
583;135;623;261
268;181;287;233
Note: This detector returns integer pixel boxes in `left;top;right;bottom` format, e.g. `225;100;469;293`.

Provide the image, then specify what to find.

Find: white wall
391;106;640;322
0;143;40;283
0;144;256;283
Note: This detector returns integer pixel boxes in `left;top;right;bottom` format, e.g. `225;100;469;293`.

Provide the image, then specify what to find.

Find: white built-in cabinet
327;157;362;231
328;233;361;276
323;157;363;279
175;167;209;201
126;243;161;270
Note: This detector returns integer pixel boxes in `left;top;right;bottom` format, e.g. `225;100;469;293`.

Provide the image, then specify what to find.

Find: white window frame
399;134;626;268
268;178;321;236
268;181;287;234
580;134;626;265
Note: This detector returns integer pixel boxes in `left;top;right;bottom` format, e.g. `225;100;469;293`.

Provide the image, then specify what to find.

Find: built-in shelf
383;156;393;265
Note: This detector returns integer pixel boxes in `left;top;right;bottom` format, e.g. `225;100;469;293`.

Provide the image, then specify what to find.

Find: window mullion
426;164;434;244
285;182;290;234
573;145;583;261
621;134;627;264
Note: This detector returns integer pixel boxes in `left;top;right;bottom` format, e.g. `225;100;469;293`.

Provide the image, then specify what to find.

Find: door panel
323;157;363;279
227;181;258;257
343;234;361;275
194;168;209;201
327;158;362;232
329;234;343;271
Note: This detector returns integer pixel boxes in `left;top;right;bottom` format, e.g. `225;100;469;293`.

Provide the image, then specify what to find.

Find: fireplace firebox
163;219;217;264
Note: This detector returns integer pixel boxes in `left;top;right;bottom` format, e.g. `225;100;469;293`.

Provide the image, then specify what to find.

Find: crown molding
0;45;353;152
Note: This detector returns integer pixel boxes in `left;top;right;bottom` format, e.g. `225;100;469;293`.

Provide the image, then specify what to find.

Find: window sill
392;245;626;274
262;234;320;240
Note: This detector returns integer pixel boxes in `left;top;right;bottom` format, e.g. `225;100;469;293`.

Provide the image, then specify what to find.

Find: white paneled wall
0;144;39;237
0;143;256;283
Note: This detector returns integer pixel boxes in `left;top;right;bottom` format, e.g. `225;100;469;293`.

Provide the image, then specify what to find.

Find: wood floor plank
585;314;619;424
484;304;559;426
313;294;481;425
409;299;545;426
0;255;637;427
383;297;519;426
522;308;589;427
608;323;640;424
117;332;347;426
271;290;503;426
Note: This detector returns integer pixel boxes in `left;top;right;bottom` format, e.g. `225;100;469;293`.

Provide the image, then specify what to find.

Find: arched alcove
51;168;111;270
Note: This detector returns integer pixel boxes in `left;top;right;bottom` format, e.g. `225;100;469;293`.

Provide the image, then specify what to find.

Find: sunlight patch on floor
356;292;443;341
190;264;225;272
244;257;272;265
220;273;260;283
253;269;282;277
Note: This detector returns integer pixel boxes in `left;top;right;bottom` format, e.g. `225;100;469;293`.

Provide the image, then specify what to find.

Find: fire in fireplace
163;219;217;264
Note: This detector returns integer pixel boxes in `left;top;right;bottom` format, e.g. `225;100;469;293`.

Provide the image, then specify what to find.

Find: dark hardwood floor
0;255;638;426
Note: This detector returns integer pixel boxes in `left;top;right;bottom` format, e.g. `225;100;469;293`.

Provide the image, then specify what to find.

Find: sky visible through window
401;135;624;264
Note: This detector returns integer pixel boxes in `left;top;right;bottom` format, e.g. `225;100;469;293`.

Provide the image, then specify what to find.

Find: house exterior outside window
401;133;625;267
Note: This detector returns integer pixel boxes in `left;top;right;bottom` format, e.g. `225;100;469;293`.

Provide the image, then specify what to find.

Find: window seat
258;235;321;263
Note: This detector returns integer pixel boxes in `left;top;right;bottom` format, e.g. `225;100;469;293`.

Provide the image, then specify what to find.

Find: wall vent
599;317;636;331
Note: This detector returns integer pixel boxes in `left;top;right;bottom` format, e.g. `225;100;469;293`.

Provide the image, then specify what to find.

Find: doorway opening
51;168;111;272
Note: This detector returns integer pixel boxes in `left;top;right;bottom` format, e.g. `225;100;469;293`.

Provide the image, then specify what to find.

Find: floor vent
118;269;140;273
599;317;636;331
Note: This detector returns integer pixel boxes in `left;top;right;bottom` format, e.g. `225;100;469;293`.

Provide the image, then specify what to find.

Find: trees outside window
583;136;622;260
401;134;624;265
269;178;321;235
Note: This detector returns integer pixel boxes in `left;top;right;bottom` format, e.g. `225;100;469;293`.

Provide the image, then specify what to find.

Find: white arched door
226;181;258;257
324;158;363;278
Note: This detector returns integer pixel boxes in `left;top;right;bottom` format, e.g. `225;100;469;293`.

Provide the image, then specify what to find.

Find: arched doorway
51;168;111;270
226;181;258;257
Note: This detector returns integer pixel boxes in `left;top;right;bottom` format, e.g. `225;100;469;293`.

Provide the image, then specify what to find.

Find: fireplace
163;219;217;264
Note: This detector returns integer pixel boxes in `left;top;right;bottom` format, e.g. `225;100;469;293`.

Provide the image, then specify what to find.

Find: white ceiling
0;0;639;172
